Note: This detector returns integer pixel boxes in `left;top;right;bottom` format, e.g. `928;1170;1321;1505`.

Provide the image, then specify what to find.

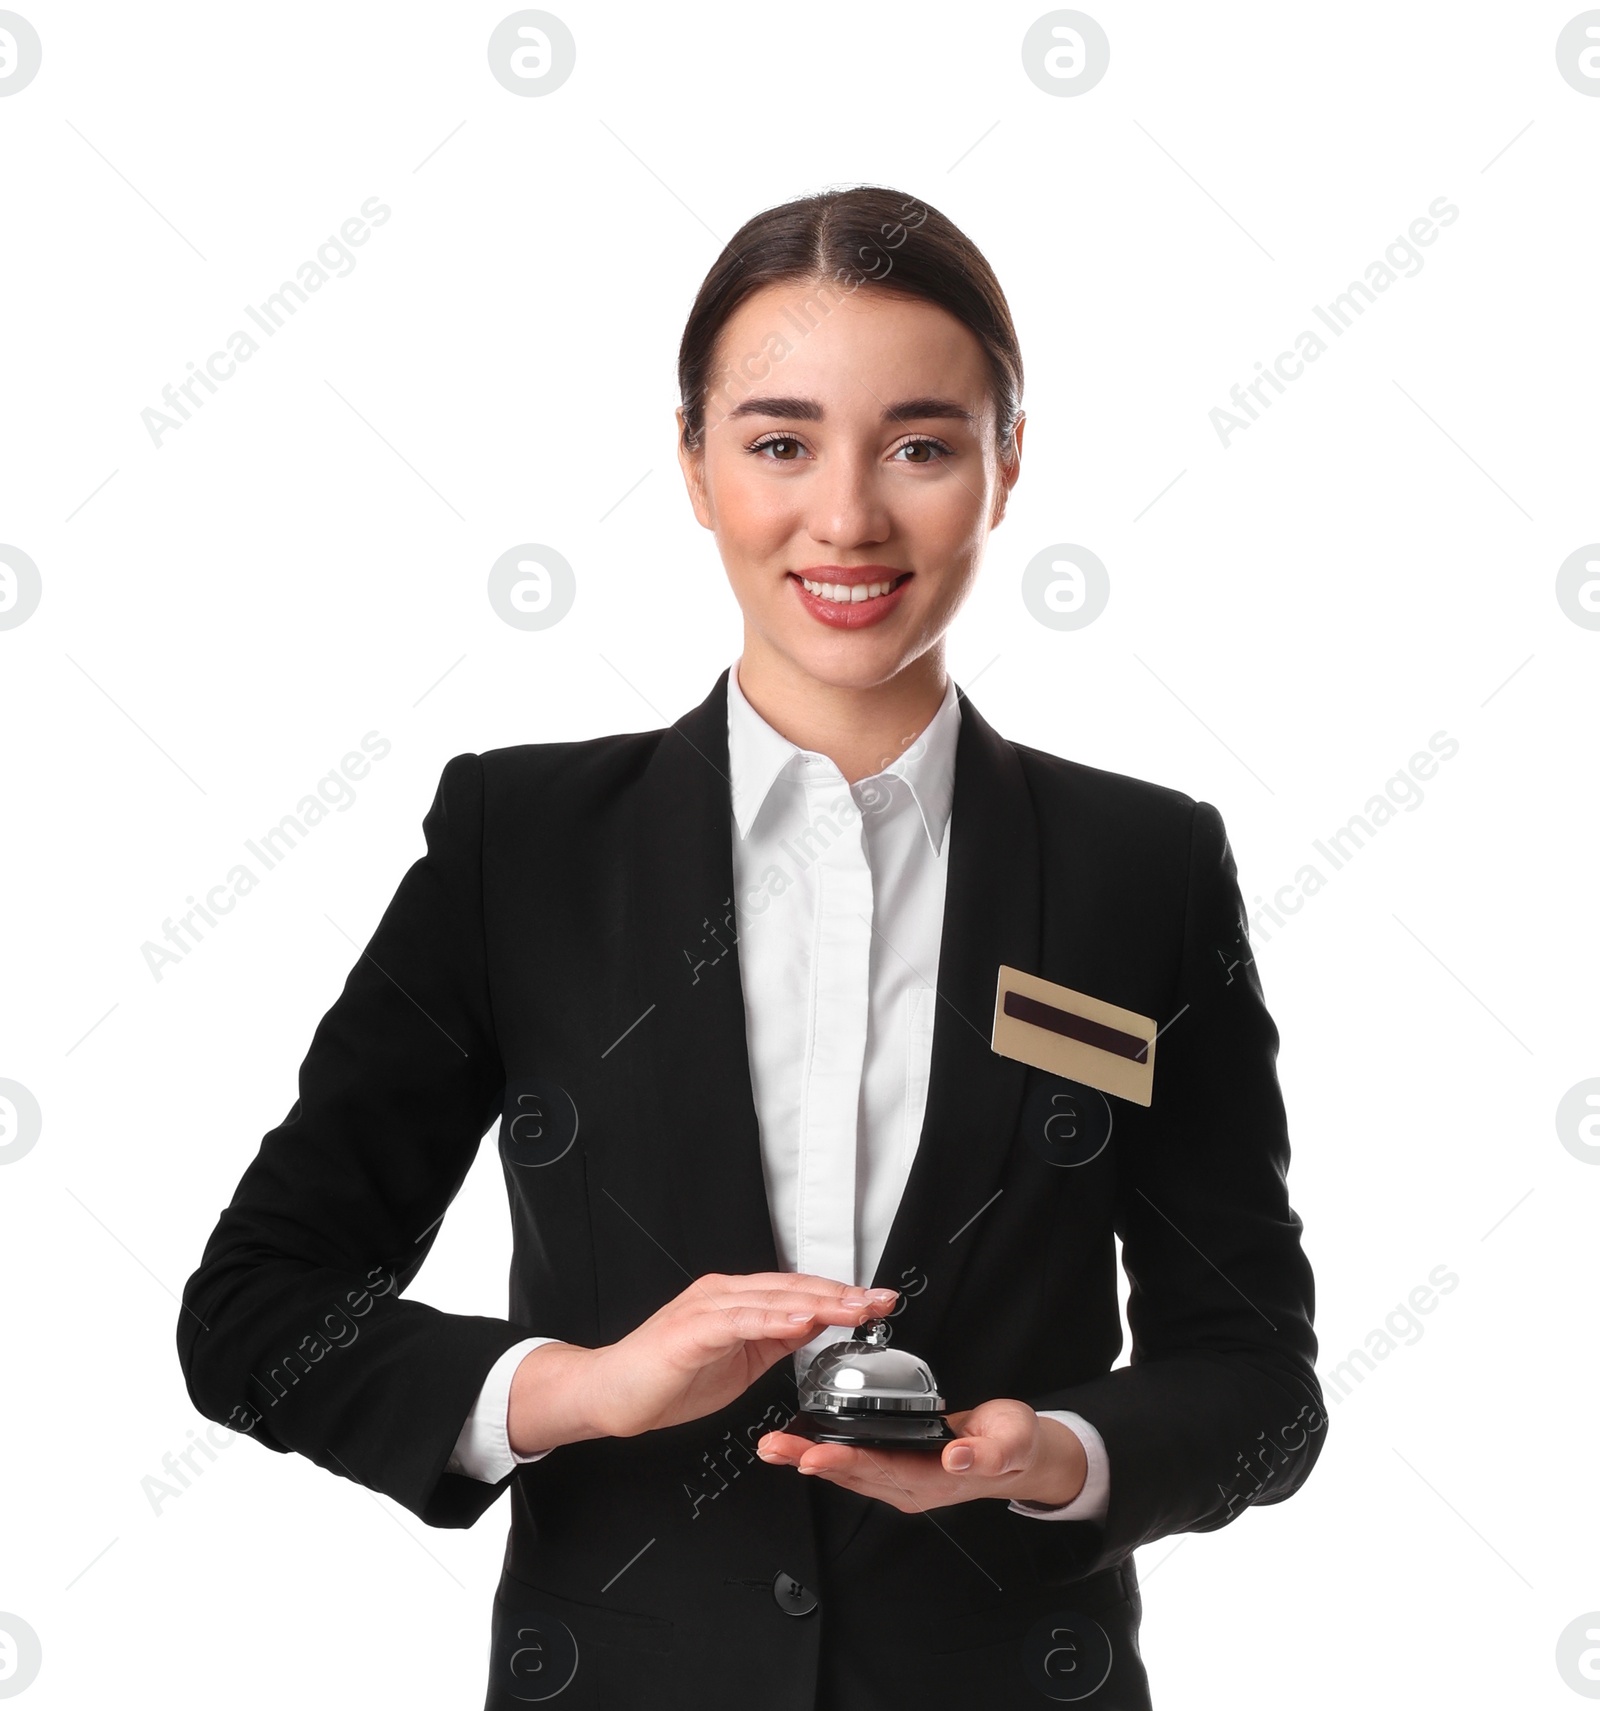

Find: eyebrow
723;395;977;426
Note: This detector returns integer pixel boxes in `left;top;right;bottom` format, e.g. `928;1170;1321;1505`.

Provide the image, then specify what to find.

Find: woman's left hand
756;1399;1087;1513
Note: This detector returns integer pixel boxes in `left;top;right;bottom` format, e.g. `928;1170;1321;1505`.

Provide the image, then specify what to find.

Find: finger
754;1430;816;1465
753;1431;846;1472
735;1286;896;1327
940;1414;1032;1478
754;1440;946;1516
793;1446;937;1511
793;1443;877;1478
694;1286;903;1327
685;1304;858;1350
704;1285;831;1305
710;1272;902;1306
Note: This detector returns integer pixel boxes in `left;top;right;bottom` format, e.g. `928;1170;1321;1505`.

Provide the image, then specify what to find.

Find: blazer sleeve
1023;798;1326;1574
176;751;545;1529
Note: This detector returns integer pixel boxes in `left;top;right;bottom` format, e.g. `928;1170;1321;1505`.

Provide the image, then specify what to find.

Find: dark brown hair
677;185;1023;464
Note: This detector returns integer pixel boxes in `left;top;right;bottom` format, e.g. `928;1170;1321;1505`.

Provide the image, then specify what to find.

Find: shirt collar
726;657;961;856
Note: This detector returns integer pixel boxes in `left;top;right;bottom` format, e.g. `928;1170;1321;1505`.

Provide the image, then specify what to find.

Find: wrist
1018;1415;1088;1508
506;1341;609;1455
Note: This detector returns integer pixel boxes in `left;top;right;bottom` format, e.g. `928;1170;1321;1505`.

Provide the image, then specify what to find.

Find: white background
2;2;1598;1705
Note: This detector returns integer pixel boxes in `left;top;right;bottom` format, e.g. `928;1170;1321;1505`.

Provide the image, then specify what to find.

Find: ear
676;406;714;530
990;412;1025;528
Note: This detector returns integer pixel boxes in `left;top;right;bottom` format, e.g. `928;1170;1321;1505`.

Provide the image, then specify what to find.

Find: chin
782;636;918;692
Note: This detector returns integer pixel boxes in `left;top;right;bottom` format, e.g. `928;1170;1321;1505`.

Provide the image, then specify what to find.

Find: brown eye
752;435;804;461
891;437;953;465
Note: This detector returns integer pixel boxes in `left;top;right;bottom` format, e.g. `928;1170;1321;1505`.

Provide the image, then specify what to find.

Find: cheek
902;482;988;561
705;459;796;551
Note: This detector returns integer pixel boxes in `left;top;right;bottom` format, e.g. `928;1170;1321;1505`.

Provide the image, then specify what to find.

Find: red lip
787;568;913;630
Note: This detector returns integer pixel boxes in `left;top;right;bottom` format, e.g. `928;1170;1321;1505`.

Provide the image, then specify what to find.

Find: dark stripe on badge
1002;990;1150;1063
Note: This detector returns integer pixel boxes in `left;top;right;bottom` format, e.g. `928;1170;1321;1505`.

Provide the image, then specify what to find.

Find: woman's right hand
507;1273;899;1455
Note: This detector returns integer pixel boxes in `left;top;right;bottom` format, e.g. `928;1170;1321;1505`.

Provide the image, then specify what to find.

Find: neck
734;638;949;786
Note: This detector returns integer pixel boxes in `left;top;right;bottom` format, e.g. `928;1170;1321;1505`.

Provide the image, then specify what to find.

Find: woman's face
677;280;1023;693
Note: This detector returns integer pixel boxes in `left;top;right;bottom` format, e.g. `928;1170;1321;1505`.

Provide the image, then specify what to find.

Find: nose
804;449;892;552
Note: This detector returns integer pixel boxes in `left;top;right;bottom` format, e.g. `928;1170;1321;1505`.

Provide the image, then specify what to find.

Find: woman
178;185;1325;1710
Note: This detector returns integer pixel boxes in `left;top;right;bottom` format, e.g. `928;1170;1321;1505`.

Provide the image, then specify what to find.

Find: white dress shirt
446;659;1109;1524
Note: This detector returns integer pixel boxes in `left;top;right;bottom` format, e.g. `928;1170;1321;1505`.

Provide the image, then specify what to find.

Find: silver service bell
789;1317;956;1447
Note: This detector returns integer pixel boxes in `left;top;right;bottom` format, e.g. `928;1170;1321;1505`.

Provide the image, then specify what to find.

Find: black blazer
177;668;1325;1710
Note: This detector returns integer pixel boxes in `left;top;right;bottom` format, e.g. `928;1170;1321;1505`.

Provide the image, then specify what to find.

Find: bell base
783;1408;957;1448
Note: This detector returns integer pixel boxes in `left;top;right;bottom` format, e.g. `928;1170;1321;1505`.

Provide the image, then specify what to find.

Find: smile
797;574;911;604
787;570;914;630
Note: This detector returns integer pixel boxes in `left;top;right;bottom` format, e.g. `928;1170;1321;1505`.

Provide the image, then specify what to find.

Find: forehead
709;280;993;415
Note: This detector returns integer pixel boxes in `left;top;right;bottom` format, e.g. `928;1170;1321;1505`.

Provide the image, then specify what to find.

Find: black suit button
772;1571;818;1617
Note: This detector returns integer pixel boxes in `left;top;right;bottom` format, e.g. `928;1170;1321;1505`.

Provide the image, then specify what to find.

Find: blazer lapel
619;668;1041;1347
622;668;781;1287
867;689;1042;1355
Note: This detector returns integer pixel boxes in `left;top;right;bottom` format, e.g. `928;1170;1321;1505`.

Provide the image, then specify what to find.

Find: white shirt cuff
445;1336;564;1483
1007;1409;1110;1522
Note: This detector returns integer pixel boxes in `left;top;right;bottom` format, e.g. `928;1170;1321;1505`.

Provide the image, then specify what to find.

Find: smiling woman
673;192;1026;778
178;183;1325;1711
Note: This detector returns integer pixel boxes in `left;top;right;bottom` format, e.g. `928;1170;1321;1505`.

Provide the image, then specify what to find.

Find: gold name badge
990;965;1157;1107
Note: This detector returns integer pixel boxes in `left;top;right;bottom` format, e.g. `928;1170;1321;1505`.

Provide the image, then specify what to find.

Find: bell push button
772;1571;818;1617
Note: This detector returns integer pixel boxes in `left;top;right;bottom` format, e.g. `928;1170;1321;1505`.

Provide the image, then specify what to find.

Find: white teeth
799;576;898;603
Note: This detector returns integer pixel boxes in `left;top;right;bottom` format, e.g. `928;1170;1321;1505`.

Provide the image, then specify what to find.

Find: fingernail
787;1312;814;1322
947;1447;974;1471
841;1292;868;1306
866;1287;897;1301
